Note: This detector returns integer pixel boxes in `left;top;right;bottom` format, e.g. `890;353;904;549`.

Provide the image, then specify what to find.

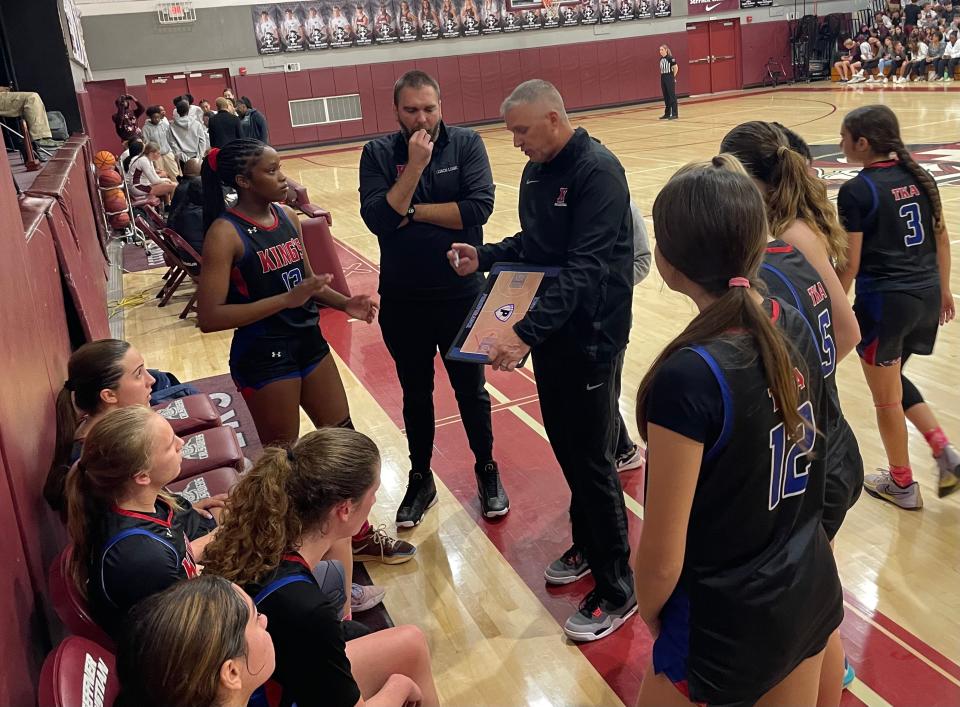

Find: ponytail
843;104;944;232
45;339;131;514
202;427;380;587
201;138;268;233
721;121;848;267
636;164;806;443
65;460;97;597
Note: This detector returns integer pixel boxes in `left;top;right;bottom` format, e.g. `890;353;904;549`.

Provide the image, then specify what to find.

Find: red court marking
321;238;960;705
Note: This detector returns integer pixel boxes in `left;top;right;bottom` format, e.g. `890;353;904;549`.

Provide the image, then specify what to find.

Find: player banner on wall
740;0;772;7
253;0;671;54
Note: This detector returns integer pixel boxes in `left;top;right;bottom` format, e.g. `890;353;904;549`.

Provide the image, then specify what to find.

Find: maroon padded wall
740;19;793;85
79;78;128;156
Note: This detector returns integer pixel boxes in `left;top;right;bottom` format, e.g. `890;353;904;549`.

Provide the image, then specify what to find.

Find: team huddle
50;72;957;707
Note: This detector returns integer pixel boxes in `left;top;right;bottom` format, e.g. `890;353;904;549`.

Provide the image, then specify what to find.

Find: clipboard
445;262;561;365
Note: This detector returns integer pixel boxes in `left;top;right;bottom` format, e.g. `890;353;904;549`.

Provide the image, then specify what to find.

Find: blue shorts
229;325;330;397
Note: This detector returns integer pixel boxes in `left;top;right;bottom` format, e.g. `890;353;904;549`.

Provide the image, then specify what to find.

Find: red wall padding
740;20;792;85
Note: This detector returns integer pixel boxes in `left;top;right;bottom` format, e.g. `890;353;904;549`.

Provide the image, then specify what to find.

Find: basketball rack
157;2;196;25
96;158;144;247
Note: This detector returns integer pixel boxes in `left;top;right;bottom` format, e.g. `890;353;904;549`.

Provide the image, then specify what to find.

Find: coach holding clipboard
448;79;636;643
359;70;509;529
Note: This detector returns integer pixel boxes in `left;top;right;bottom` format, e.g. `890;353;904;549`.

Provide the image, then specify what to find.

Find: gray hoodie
168;114;208;162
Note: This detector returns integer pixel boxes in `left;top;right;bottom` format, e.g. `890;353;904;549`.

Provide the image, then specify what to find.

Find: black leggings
901;353;925;411
660;73;677;117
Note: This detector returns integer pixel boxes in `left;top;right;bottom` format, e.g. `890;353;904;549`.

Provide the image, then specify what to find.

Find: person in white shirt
142;106;181;179
907;37;930;80
126;142;177;202
942;30;960;80
847;37;873;82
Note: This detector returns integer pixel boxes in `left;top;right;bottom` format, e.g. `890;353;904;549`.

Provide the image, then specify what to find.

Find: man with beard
358;71;507;527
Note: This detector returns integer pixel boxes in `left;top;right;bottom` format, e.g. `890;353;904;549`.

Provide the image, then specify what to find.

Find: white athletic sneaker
944;75;954;82
935;444;960;498
913;75;923;82
350;583;386;613
864;470;923;510
615;445;646;473
882;76;889;83
865;76;876;83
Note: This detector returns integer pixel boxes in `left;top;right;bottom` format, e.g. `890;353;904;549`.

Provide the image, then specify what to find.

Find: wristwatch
406;205;416;219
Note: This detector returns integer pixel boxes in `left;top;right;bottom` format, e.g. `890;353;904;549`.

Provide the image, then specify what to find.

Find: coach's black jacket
477;128;633;362
359;122;494;300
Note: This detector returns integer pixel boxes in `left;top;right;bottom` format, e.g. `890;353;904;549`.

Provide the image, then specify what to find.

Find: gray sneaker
544;545;591;585
563;589;638;642
864;470;923;510
936;444;960;498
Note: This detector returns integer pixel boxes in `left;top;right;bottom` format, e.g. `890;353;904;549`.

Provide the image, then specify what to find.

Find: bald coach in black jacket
449;79;635;643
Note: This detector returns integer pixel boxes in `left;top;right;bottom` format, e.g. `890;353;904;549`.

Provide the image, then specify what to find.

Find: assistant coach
449;79;635;643
359;70;508;529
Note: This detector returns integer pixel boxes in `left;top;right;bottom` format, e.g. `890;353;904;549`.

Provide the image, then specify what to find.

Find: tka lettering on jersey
81;653;110;707
891;184;921;201
257;237;305;274
768;367;806;412
182;533;200;579
806;281;828;307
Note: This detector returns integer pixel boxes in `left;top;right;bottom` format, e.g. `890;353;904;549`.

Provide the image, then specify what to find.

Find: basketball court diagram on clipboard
447;263;560;364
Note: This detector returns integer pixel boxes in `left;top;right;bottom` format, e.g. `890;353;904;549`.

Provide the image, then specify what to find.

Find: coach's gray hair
500;79;568;120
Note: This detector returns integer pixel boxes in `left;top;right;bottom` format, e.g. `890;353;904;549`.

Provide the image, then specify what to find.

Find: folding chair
134;215;190;308
159;226;202;319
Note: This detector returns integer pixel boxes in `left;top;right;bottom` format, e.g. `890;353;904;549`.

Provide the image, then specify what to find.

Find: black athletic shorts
229;325;330;396
823;418;863;541
854;287;939;367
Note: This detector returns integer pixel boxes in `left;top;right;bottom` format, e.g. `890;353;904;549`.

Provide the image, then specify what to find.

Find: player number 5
900;202;925;247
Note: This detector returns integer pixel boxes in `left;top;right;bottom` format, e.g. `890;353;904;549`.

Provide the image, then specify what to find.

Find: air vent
289;94;362;127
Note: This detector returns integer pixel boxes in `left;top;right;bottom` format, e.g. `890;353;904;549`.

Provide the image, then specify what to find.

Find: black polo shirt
359;122;494;300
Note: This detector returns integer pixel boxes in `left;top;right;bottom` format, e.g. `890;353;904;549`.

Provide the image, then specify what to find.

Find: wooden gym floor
124;83;960;707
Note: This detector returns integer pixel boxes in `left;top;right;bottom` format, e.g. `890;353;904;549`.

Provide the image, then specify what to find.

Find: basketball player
448;80;635;641
633;161;842;707
359;71;507;525
118;575;276;707
837;105;959;508
420;0;441;29
399;0;418;34
63;407;219;638
197;139;415;574
201;429;440;707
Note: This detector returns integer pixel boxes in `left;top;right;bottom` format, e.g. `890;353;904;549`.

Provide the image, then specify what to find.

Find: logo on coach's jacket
554;187;568;206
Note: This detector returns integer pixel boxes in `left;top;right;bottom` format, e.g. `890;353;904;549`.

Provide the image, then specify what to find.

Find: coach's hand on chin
487;329;530;372
447;242;479;276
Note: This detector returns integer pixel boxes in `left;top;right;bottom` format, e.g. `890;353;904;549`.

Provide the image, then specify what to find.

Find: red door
709;19;740;92
686;22;713;95
186;68;231;105
145;72;189;111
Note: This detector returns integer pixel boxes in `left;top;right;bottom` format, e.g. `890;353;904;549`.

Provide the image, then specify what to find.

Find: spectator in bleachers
925;30;946;78
919;1;939;29
237;97;269;143
169;99;209;164
835;38;861;81
113;94;144;144
904;0;921;31
116;575;275;707
127;142;178;202
942;29;960;79
202;427;440;707
44;339;156;514
143;105;181;180
168;159;205;255
208;97;243;149
860;36;883;80
907;35;930;79
64;406;221;638
0;86;60;148
121;138;143;174
877;36;899;82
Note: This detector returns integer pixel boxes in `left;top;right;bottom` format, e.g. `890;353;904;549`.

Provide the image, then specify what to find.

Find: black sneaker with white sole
476;461;509;518
563;588;637;642
544;545;591;585
395;471;437;528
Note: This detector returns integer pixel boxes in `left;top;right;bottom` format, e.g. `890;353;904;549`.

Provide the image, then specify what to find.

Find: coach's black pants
379;295;494;472
534;348;633;604
660;73;678;117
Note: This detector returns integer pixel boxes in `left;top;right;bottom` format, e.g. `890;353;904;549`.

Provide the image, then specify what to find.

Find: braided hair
200;138;268;232
842;104;943;232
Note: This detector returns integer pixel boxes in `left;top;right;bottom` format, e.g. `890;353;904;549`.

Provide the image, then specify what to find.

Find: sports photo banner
253;0;668;53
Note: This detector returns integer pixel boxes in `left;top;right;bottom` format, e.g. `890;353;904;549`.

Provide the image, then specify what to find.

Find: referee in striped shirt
659;44;679;120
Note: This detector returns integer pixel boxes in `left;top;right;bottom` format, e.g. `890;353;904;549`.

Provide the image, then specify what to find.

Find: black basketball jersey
89;497;212;637
837;160;939;294
761;241;842;425
222;204;319;338
654;301;843;704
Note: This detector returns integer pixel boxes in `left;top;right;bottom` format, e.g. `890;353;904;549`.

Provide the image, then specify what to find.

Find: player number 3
899;202;925;247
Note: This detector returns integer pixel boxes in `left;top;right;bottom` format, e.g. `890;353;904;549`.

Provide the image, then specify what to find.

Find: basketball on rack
108;212;131;230
94;151;117;170
97;169;122;187
101;187;122;201
103;192;128;213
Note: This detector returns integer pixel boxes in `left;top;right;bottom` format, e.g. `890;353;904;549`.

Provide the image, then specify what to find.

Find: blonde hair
202;427;380;587
720;121;849;267
65;407;176;596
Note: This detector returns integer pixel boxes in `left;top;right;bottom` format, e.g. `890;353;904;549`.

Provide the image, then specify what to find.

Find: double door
144;68;231;110
686;19;740;94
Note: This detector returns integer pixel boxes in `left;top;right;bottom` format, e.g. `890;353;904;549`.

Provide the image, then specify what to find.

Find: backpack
47;111;69;141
